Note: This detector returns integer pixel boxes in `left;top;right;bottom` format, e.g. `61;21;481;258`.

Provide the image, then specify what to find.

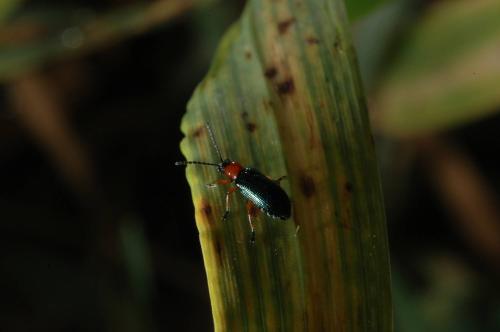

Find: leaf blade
180;0;392;330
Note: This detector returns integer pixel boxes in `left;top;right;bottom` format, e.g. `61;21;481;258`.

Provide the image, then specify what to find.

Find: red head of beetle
220;160;243;180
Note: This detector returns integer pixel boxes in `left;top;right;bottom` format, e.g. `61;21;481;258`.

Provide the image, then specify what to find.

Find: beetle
175;123;291;242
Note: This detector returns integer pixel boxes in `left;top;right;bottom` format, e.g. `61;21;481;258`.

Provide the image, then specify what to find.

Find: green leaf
374;0;500;137
346;0;394;21
179;0;392;330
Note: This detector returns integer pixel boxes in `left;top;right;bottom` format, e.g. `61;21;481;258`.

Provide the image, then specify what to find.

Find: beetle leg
206;178;232;188
264;174;287;184
222;186;238;222
246;201;259;243
274;175;287;184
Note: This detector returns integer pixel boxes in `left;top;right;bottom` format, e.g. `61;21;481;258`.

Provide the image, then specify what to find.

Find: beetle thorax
223;161;243;180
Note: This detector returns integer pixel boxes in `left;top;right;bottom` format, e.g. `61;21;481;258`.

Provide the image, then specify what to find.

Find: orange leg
222;186;238;222
246;201;260;242
206;178;232;188
274;175;287;184
266;175;287;184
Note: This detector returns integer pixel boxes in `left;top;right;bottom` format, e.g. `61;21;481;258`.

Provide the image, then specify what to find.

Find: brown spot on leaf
246;122;257;132
345;181;353;193
264;99;274;109
192;125;204;138
341;221;353;230
306;37;320;45
245;50;252;60
241;112;256;132
299;175;316;198
264;67;278;79
201;201;213;218
333;37;341;50
278;18;296;34
277;79;295;94
213;239;223;267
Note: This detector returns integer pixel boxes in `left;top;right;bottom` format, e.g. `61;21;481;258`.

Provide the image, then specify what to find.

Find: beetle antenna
205;122;224;163
175;161;219;167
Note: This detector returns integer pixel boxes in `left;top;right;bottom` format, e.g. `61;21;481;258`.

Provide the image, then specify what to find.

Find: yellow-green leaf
179;0;392;330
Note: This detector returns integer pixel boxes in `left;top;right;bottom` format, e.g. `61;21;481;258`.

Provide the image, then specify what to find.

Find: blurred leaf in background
357;0;500;331
0;0;212;81
0;0;24;23
372;0;500;137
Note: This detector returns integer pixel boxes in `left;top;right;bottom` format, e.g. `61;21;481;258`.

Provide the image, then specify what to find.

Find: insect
175;123;291;242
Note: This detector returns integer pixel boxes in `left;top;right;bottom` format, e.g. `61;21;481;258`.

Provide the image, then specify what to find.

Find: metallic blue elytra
235;168;291;220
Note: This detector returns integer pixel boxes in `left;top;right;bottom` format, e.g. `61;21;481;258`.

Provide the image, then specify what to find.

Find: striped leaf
179;0;392;330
